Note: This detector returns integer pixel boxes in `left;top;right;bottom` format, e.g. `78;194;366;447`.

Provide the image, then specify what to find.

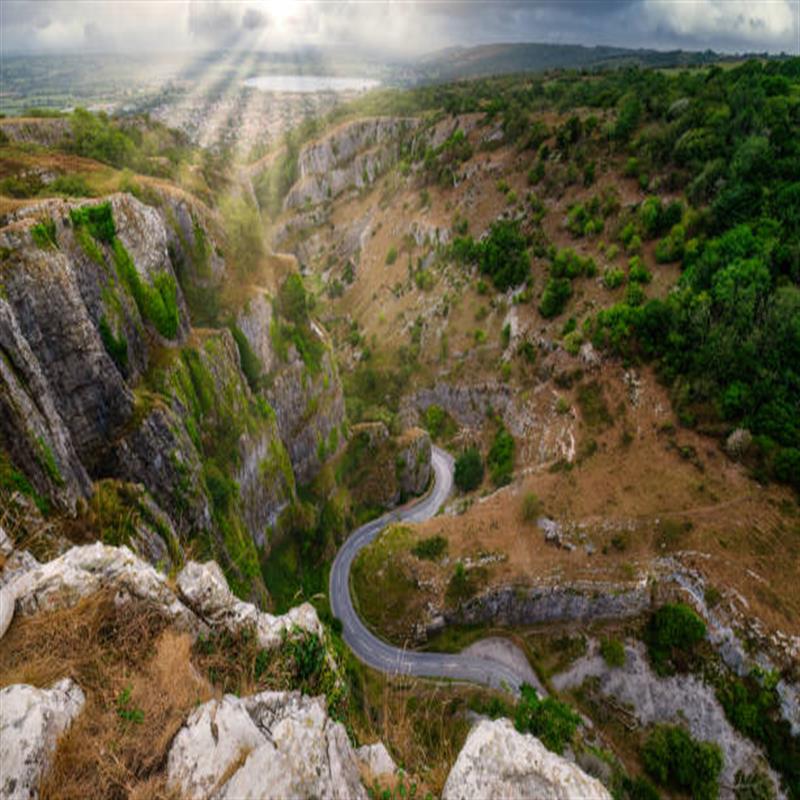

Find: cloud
0;0;797;55
242;7;269;31
188;1;236;40
639;0;798;51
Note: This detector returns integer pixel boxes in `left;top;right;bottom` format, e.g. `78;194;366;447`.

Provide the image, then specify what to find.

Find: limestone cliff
284;117;420;210
0;191;346;603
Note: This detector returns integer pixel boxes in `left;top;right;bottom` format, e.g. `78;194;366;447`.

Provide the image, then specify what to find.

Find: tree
487;427;514;486
454;448;484;492
642;724;723;800
277;273;309;326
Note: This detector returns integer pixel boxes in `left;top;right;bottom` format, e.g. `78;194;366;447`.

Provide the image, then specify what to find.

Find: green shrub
276;273;309;326
112;239;179;339
230;325;263;392
98;315;128;371
487;426;514;486
627;256;652;284
454;447;484;492
50;173;93;197
551;247;596;279
576;381;612;429
69;201;116;243
521;491;541;522
451;220;530;291
30;218;58;249
539;278;572;318
645;603;706;675
600;637;626;667
446;561;483;604
734;768;778;800
514;684;580;754
603;267;626;289
412;535;448;560
717;669;800;795
385;246;398;265
642;724;722;800
424;404;455;440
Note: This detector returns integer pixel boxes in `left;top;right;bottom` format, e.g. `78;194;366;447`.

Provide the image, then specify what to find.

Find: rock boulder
168;690;367;800
0;679;85;800
442;719;611;800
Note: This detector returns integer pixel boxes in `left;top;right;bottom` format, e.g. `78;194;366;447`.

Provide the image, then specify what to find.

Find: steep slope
0;190;345;602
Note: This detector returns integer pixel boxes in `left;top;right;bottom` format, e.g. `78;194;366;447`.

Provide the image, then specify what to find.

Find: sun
261;0;297;26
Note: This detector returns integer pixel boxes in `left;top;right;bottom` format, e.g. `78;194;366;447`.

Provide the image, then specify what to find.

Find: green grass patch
69;201;116;243
112;238;179;339
351;524;416;634
98;315;128;371
412;535;448;561
30;218;57;249
230;324;263;392
576;381;613;430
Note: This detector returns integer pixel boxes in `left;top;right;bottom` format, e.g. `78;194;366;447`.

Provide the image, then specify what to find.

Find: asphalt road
329;445;528;694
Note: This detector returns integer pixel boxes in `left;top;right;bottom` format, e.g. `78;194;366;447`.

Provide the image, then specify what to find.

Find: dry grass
349;670;477;797
0;592;212;800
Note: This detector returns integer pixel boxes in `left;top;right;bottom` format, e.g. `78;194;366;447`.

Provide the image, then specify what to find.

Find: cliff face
236;290;346;488
0;192;346;602
284;117;420;210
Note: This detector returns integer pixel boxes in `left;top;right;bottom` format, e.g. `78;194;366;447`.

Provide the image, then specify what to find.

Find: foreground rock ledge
3;543;322;649
442;718;612;800
167;690;366;800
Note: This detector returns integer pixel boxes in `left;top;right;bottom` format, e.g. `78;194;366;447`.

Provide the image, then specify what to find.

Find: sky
2;0;799;58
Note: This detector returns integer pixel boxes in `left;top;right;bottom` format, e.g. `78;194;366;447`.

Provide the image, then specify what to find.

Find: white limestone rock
6;543;200;632
165;695;265;800
0;679;85;800
167;690;367;800
442;718;611;800
176;560;322;649
0;583;14;640
355;742;397;778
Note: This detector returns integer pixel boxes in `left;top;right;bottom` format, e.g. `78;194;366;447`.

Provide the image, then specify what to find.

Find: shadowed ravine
330;445;530;694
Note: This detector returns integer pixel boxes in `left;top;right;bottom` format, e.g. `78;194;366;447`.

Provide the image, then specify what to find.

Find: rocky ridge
0;534;608;800
284;117;420;210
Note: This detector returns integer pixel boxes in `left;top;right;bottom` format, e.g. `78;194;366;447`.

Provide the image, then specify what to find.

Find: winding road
330;445;528;694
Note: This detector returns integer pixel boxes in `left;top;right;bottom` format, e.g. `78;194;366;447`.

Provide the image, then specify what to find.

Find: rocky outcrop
1;189;349;601
176;560;322;649
236;291;277;375
0;117;71;148
446;580;651;629
0;194;190;509
167;690;367;800
442;718;611;800
355;743;397;779
284;117;419;209
395;427;432;497
0;678;86;800
264;329;346;487
341;423;432;509
8;543;201;630
4;543;322;646
552;641;782;794
400;381;576;466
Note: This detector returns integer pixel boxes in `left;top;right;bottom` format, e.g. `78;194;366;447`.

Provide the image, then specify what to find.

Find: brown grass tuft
0;592;212;800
